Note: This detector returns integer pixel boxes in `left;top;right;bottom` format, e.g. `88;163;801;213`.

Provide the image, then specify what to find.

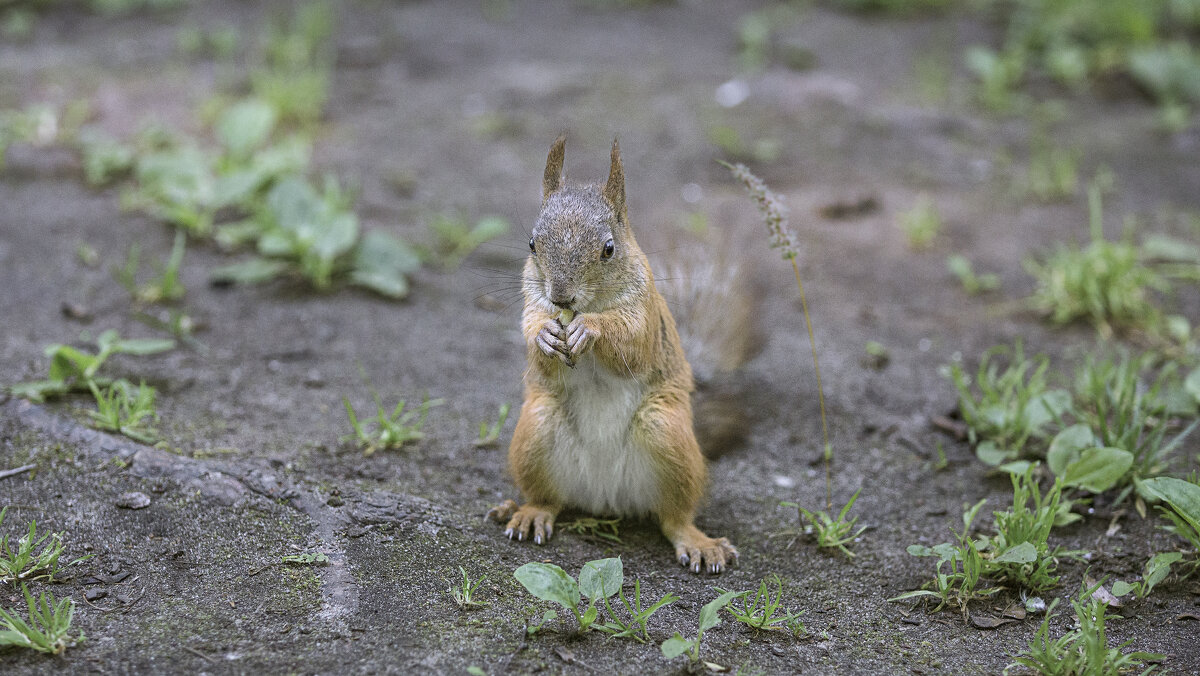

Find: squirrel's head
526;135;645;313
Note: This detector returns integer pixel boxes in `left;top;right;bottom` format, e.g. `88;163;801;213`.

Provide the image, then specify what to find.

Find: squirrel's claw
536;320;574;367
673;535;738;575
565;317;598;356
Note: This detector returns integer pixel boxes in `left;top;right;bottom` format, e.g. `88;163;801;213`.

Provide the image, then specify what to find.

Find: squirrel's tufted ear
542;134;566;202
603;138;626;221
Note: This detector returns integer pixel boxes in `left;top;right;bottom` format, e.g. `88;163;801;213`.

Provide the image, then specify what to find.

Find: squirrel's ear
603;138;626;220
543;134;566;202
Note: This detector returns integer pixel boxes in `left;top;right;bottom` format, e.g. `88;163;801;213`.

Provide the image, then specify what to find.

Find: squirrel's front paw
535;319;574;367
674;535;739;575
494;504;556;545
565;316;599;357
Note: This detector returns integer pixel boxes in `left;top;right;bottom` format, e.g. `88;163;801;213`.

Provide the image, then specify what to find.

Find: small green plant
1141;476;1200;559
891;499;1002;617
720;574;805;637
946;255;999;295
513;557;617;633
342;391;442;455
115;231;188;304
0;585;84;655
556;517;622;544
1026;185;1169;336
447;566;488;609
9;329;175;402
514;558;676;639
86;379;159;444
781;489;867;557
281;552;329;565
1057;352;1198;502
1008;583;1162;675
1111;552;1183;600
426;214;510;270
473;403;510;447
949;342;1069;466
595;577;679;643
210;176;421;298
899;193;942;249
661;590;745;664
1026;139;1079;202
0;508;88;584
251;2;335;128
979;468;1077;592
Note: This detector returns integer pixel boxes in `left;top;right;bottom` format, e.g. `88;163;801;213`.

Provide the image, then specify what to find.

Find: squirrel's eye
602;238;615;259
529;237;536;253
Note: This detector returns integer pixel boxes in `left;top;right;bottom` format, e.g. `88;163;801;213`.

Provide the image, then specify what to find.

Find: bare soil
2;1;1199;674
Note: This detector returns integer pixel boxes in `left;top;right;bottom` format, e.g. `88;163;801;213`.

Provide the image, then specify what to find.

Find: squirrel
487;135;756;574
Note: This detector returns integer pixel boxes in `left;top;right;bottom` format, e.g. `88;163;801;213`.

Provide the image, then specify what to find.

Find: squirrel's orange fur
487;136;737;574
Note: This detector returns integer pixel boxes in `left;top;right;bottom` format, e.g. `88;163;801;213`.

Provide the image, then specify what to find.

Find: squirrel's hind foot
487;500;557;545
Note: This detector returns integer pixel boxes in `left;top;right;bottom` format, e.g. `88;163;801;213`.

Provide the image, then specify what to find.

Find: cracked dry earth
3;1;1200;674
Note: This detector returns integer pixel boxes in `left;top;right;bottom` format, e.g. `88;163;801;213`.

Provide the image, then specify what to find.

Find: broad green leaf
906;545;933;557
999;460;1034;476
974;441;1011;467
992;541;1037;564
513;562;579;612
350;231;421;299
7;379;69;402
1024;389;1071;429
1061;447;1133;493
471;216;510;242
1140;477;1200;533
1111;580;1135;597
1186;366;1200;405
580;602;598;628
210;258;289;285
698;590;744;633
111;337;176;356
1047;424;1096;476
313;212;360;261
46;345;95;381
578;557;622;600
215;99;277;158
886;589;943;602
1144;551;1182;590
660;634;692;659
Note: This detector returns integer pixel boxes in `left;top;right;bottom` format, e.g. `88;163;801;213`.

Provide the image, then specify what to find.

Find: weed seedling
891;499;1002;617
1009;583;1162;675
473;403;510;448
661;590;745;664
1111;552;1183;600
1025;184;1169;335
0;508;87;584
0;584;84;655
281;552;329;565
1141;476;1200;561
719;574;805;637
949;342;1069;465
513;558;618;633
595;577;679;643
447;566;488;609
781;489;867;557
981;468;1077;592
118;229;188;305
87;379;159;444
9;330;175;402
899;193;942;249
426;214;510;270
342;391;442;454
556;517;622;543
946;255;999;295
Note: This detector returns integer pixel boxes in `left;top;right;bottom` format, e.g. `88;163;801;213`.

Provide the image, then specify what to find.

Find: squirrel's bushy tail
657;236;763;458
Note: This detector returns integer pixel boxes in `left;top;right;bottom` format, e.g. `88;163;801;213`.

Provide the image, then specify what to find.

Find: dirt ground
2;1;1199;674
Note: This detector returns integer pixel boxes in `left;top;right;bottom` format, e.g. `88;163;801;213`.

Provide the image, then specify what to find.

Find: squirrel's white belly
548;353;658;517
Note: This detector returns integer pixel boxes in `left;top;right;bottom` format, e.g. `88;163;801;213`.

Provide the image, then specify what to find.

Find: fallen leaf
1176;614;1200;622
970;614;1016;629
1086;575;1123;608
1002;604;1026;620
704;662;729;673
